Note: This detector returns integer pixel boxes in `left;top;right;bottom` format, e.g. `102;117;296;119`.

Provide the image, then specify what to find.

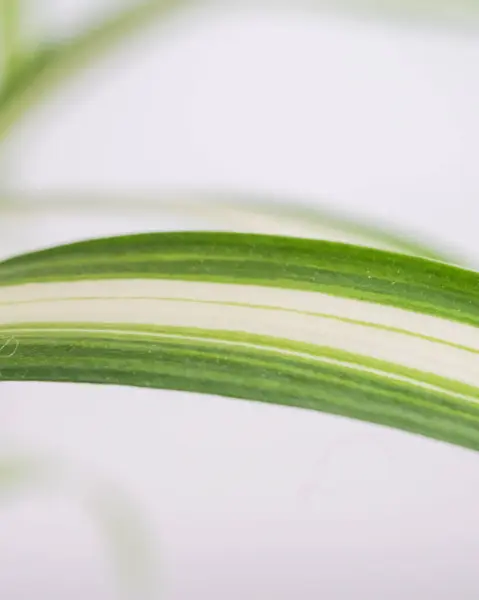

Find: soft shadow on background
1;1;479;599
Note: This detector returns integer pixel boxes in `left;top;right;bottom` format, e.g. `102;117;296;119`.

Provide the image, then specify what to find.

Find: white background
1;2;479;599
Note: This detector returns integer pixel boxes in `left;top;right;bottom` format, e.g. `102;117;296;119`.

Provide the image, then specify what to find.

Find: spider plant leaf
0;0;189;138
88;484;158;600
0;0;22;76
0;231;478;452
0;192;458;264
0;0;475;142
0;453;49;495
0;0;476;139
0;452;158;599
174;195;454;262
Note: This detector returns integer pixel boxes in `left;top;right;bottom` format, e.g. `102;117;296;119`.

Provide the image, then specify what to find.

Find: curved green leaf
0;231;478;452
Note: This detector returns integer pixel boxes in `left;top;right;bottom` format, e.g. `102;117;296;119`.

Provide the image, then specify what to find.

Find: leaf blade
1;231;479;451
1;231;477;323
1;326;479;450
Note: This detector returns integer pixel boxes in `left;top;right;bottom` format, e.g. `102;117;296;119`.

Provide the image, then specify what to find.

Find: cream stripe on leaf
1;231;479;451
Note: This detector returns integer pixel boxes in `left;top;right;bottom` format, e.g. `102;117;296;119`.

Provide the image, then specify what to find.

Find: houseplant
1;1;478;598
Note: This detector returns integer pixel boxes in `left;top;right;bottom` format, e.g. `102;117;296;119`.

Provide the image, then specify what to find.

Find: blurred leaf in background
0;0;22;77
1;0;478;138
0;0;191;138
272;0;479;27
0;0;476;258
0;451;159;599
0;453;49;496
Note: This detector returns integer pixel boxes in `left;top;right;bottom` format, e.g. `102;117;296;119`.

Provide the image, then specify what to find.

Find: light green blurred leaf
0;452;158;599
0;0;477;140
0;0;190;138
0;0;22;77
290;0;479;26
90;484;158;600
0;191;460;263
0;453;49;495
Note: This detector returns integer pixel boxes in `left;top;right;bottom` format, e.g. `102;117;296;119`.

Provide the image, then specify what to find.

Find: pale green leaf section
0;452;158;599
0;0;21;77
0;453;50;494
0;0;477;141
285;0;479;27
0;192;457;263
185;196;453;261
0;231;478;451
89;484;159;600
0;0;190;138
